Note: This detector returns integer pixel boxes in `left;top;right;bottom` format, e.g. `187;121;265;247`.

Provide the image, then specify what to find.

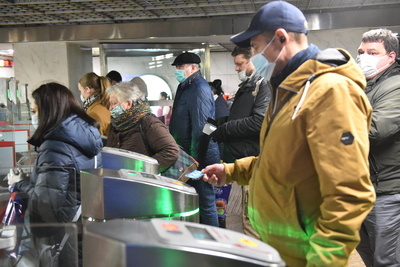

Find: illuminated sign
0;60;13;67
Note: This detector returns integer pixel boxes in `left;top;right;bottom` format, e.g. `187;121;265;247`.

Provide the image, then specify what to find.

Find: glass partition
0;166;79;267
0;223;78;267
0;77;36;173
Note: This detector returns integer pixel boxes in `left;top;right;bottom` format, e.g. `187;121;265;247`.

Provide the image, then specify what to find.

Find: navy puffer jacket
17;114;103;224
169;71;220;168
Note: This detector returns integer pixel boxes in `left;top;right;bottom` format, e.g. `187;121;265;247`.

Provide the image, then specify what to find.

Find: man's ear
388;51;397;64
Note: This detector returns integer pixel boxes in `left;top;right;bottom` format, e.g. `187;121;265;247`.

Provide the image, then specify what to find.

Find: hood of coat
274;48;366;120
280;48;366;93
238;72;263;92
43;114;103;158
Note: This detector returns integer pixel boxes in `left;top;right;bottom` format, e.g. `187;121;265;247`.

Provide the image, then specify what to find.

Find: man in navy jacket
169;52;219;226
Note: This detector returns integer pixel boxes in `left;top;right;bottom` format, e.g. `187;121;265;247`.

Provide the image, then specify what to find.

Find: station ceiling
0;0;399;53
0;0;398;28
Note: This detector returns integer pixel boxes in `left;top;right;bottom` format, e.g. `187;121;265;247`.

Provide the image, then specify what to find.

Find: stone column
13;42;92;99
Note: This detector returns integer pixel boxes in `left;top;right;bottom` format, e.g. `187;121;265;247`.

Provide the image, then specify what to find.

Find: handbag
139;123;198;182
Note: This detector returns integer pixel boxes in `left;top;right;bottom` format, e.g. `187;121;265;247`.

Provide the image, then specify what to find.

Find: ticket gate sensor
101;147;159;174
81;168;199;223
83;219;285;267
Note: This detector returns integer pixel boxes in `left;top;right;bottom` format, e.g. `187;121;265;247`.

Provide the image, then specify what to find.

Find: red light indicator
161;223;180;231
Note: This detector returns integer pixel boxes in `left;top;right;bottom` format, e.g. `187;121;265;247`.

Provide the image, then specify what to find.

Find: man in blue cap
169;52;220;227
202;1;375;265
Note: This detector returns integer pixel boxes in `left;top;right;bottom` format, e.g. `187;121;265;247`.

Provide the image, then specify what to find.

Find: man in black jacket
356;28;400;267
211;46;270;236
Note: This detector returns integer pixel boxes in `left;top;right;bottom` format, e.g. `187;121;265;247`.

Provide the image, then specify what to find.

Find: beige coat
225;48;375;266
86;99;110;136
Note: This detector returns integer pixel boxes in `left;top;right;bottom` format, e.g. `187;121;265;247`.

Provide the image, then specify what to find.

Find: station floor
225;182;366;267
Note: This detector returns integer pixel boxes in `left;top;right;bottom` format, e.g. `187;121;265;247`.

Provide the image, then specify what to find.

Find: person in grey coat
356;28;400;267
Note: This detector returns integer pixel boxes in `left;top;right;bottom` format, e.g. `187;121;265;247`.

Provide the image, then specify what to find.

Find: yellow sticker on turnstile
171;180;184;185
238;238;258;247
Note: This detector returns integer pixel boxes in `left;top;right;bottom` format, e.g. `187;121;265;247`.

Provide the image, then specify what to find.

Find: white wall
209;52;239;94
0;67;14;78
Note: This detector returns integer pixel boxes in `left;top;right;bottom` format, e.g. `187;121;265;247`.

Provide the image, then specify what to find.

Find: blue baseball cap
231;1;308;47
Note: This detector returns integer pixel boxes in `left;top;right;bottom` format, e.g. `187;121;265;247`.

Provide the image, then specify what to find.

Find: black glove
210;126;226;142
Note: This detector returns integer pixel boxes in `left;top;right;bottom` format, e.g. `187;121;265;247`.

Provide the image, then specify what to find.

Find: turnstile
101;147;159;174
83;219;285;267
81;168;199;223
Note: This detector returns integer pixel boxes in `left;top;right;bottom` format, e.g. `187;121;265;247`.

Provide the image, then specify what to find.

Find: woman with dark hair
106;82;179;171
8;82;103;266
209;79;229;119
78;72;111;135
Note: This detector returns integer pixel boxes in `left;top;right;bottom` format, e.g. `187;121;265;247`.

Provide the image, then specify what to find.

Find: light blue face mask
250;36;280;81
175;69;187;83
110;105;125;118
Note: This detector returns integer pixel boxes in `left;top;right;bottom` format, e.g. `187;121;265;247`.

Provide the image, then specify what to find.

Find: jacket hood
239;72;262;91
278;48;366;120
44;114;103;158
281;48;366;92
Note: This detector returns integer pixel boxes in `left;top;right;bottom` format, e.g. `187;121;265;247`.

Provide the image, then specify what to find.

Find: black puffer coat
17;115;103;224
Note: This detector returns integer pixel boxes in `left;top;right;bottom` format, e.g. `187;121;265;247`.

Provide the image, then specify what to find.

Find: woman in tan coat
78;72;111;135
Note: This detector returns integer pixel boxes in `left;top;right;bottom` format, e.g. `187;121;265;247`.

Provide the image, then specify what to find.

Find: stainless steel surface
80;168;199;222
101;147;159;175
147;100;174;107
84;219;285;267
0;0;398;52
0;78;8;105
0;0;398;28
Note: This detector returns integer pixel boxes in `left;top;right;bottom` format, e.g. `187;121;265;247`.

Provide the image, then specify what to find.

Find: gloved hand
6;168;24;186
210;127;226;143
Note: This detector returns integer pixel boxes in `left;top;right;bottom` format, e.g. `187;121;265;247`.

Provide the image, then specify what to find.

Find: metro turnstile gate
83;219;285;267
101;147;159;174
81;168;199;223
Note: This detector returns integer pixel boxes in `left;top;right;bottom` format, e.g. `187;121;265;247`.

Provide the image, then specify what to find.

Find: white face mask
356;54;390;79
31;114;38;129
80;94;86;102
238;69;248;82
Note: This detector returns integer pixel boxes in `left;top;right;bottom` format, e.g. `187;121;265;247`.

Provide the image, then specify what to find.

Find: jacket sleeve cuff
224;162;236;184
224;156;257;185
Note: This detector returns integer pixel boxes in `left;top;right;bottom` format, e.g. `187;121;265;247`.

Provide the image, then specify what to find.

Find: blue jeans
186;178;218;227
357;193;400;267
